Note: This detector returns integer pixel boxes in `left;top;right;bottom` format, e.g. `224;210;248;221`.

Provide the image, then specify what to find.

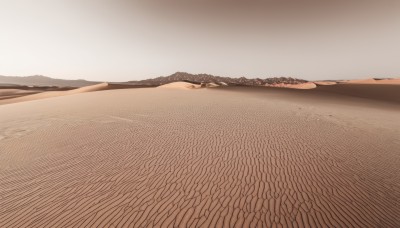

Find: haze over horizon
1;0;399;82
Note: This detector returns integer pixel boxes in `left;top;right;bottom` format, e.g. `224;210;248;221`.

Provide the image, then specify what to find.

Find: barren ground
0;87;399;227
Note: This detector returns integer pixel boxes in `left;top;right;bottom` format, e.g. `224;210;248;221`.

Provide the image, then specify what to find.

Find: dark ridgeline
0;72;308;88
129;72;308;86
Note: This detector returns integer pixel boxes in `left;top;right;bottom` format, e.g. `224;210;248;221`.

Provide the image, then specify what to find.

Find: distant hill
129;72;308;86
0;73;309;88
0;75;99;87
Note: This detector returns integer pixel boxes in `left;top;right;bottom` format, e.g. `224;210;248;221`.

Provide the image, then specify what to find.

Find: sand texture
0;87;399;227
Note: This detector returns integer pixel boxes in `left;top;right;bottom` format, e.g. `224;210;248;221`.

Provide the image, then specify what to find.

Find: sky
0;0;399;81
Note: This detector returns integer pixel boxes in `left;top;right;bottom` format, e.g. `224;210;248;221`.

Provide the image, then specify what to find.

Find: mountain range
0;72;309;88
129;72;308;86
0;75;99;87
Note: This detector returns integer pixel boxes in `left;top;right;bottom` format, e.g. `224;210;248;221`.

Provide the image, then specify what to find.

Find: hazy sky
1;0;399;81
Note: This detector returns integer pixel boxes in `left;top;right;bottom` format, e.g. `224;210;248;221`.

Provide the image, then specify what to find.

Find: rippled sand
0;87;399;227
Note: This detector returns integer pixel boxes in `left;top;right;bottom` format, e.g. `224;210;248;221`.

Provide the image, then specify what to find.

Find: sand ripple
0;88;399;227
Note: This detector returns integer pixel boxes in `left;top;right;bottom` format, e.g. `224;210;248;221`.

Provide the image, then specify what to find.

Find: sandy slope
0;88;399;227
0;89;38;96
0;89;41;100
0;83;108;105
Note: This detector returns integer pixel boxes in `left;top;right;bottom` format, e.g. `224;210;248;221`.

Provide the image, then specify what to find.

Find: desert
0;74;399;227
2;0;400;226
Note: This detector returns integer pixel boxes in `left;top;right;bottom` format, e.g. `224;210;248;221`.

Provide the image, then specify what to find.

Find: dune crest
69;82;109;93
158;81;201;89
265;82;317;89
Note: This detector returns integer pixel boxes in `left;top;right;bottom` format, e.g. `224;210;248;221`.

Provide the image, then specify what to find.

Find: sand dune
265;82;317;89
0;88;399;227
68;82;109;93
0;89;41;100
158;81;201;89
0;82;108;105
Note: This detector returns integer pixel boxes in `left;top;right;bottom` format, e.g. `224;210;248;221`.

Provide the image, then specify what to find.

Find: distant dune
158;81;220;89
0;83;156;105
339;78;400;85
0;83;108;105
314;81;337;85
265;82;317;89
0;89;41;100
2;73;399;89
158;81;201;89
2;78;400;105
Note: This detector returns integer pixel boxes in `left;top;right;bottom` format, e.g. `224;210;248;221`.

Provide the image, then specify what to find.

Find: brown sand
265;82;317;89
0;87;399;227
314;84;400;104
